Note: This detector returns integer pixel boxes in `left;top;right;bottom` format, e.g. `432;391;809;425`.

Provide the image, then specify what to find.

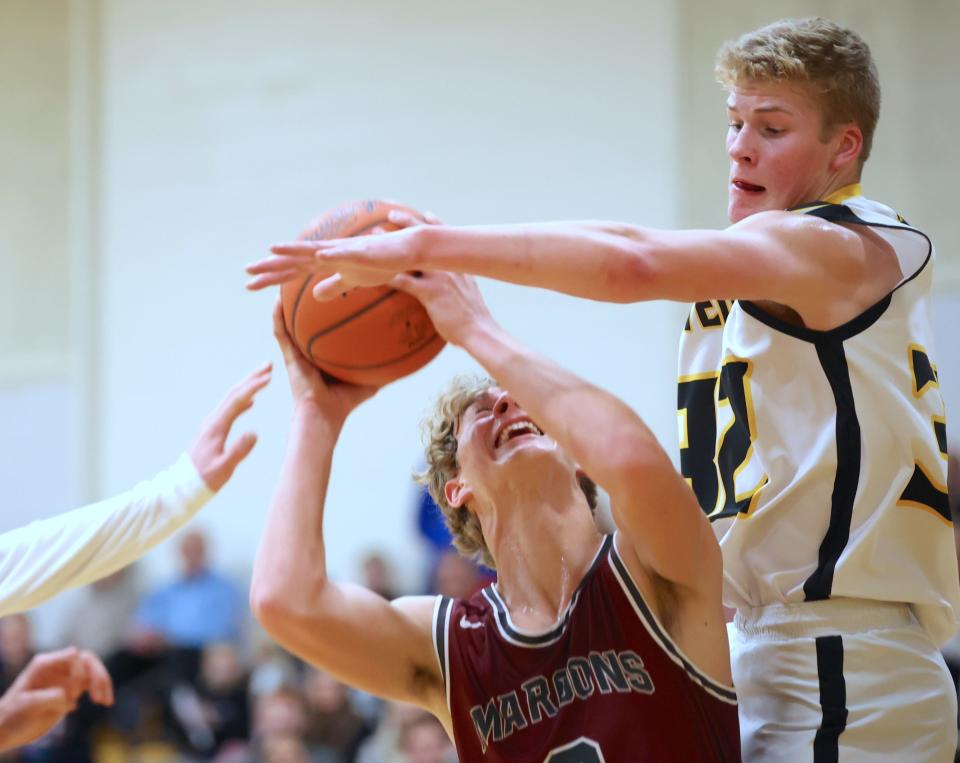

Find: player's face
455;387;558;470
725;81;843;222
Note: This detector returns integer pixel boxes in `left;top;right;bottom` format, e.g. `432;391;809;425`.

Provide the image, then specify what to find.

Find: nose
493;389;513;417
727;125;755;165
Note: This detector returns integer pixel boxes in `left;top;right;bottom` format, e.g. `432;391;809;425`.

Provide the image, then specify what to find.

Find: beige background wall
1;1;957;642
0;1;70;377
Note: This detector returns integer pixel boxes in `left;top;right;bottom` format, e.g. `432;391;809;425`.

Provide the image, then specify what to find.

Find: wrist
411;224;439;268
455;315;504;353
292;399;348;433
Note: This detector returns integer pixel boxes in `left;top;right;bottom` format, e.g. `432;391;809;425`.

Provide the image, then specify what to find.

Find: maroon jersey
431;535;740;762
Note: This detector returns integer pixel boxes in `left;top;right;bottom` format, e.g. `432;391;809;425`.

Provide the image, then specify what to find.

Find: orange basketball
280;200;445;386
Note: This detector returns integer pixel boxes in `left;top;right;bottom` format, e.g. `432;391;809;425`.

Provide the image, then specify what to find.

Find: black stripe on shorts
813;634;848;763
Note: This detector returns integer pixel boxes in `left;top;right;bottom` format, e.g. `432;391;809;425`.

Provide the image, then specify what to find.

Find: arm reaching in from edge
0;363;271;617
247;210;899;330
0;648;113;752
249;302;447;720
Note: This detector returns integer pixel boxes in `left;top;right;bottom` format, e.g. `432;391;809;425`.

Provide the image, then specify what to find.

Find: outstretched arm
0;364;271;617
248;210;893;326
249;302;446;716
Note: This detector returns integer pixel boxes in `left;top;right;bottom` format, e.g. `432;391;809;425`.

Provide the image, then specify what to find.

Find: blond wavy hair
417;375;597;570
716;17;880;164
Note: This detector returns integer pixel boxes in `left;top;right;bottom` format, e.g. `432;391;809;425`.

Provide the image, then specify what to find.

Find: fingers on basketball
281;200;446;387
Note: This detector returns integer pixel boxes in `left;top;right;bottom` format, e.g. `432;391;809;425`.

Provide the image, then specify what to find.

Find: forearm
251;404;341;610
458;319;668;491
0;454;213;617
418;221;658;303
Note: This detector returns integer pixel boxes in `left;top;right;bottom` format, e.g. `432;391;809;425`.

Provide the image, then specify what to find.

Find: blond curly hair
416;375;598;570
716;17;880;164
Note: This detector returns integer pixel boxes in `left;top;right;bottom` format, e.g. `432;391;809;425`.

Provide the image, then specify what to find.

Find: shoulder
391;595;446;633
729;210;863;267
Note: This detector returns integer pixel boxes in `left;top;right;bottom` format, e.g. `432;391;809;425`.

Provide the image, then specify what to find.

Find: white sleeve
0;453;214;616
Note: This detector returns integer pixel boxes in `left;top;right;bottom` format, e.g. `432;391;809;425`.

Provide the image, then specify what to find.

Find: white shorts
730;599;957;762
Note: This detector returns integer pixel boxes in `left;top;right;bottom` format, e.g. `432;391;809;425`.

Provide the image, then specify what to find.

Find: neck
481;482;603;629
812;166;862;204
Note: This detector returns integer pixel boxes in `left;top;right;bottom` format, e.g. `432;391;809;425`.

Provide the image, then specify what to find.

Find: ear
831;123;864;172
444;476;473;509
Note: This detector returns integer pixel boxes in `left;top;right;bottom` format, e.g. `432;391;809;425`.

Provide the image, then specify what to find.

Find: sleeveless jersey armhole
740;202;933;343
431;595;453;714
608;536;738;705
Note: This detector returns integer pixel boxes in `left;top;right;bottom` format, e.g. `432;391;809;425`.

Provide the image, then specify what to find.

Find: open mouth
732;180;766;193
494;420;544;449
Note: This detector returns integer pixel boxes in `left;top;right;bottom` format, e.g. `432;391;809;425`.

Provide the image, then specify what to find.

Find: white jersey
677;185;960;645
0;453;212;616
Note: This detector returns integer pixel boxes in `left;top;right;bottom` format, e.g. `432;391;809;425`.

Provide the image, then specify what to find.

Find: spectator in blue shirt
132;530;243;650
107;530;245;745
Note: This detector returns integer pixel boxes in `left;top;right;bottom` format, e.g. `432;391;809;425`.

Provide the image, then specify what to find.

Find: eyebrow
455;390;495;435
464;391;495;416
726;102;795;115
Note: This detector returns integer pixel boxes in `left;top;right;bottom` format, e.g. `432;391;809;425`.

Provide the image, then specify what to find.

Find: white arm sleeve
0;453;214;616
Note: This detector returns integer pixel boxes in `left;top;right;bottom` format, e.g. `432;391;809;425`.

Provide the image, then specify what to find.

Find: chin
498;437;559;464
728;196;776;222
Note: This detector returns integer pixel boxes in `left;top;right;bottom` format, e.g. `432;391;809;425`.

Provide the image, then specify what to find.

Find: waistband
733;598;917;640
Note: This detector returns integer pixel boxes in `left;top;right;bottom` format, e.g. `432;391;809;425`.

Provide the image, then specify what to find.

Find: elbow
600;235;659;303
249;581;284;632
249;572;340;643
601;434;673;494
249;573;327;635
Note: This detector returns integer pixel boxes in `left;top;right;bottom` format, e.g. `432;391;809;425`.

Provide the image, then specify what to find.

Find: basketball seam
309;332;443;371
305;289;399;342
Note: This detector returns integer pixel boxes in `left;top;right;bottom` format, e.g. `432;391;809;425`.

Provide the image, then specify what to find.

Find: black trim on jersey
609;543;738;703
803;341;861;601
739;201;933;344
813;635;848;763
435;596;451;688
739;293;890;344
482;535;612;647
900;463;951;522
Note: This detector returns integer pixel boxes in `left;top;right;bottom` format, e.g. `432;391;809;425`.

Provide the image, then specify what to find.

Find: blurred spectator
303;668;367;761
415;484;453;558
171;641;250;757
432;550;486;599
132;530;244;651
261;733;313;763
0;615;34;692
106;529;245;745
415;483;493;597
398;711;456;763
360;551;398;601
226;686;322;763
248;635;299;702
355;701;424;763
59;566;141;657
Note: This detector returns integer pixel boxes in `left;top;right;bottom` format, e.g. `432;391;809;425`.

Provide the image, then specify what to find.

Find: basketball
280;199;446;386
